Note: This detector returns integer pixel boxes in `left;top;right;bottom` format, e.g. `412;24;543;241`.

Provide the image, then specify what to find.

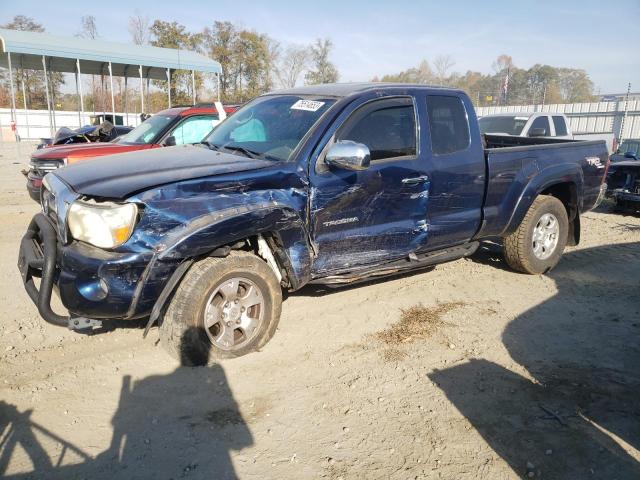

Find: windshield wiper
203;142;279;161
200;140;220;150
220;144;262;159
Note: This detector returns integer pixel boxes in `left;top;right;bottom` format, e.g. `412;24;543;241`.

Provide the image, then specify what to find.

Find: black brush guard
18;213;101;330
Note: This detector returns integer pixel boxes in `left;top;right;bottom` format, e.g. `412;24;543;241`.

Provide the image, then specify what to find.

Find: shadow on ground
0;327;252;480
430;242;640;479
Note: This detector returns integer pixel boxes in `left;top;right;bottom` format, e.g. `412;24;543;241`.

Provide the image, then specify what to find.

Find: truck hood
32;142;146;160
52;144;275;199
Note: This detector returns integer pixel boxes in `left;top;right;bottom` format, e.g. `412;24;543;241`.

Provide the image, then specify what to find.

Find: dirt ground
1;142;639;480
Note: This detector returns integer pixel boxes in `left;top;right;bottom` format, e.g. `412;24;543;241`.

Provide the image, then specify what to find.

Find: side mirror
624;151;637;160
164;135;176;147
325;140;371;171
529;128;546;137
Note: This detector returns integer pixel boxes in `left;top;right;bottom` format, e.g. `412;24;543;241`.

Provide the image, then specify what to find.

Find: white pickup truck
479;112;617;153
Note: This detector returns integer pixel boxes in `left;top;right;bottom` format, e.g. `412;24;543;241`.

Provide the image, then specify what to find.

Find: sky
0;0;638;94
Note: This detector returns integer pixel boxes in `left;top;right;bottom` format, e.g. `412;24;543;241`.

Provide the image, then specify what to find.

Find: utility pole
619;82;631;142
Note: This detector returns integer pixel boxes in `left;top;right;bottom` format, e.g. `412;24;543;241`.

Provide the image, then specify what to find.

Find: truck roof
270;82;461;98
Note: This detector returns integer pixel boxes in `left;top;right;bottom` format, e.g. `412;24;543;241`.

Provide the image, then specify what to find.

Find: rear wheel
160;251;282;365
504;195;568;274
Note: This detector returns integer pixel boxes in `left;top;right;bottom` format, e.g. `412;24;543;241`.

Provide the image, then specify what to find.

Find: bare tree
78;16;101;112
78;15;99;39
491;54;513;75
128;13;150;45
433;54;455;85
274;45;310;88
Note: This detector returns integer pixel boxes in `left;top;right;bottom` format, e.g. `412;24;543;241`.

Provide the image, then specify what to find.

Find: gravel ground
1;142;639;479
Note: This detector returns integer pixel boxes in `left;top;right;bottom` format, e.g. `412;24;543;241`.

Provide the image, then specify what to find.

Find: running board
310;242;479;286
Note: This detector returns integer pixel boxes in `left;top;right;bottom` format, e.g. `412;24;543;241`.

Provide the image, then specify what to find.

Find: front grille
41;188;59;229
29;158;64;177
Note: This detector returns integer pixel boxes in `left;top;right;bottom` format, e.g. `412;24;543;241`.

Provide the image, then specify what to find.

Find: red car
26;104;236;201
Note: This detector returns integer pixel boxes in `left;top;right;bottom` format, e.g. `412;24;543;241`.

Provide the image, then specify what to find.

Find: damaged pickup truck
18;83;609;363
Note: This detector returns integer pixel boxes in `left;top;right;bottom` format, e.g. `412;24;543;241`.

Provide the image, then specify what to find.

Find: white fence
476;100;640;140
0;108;143;141
4;100;640;142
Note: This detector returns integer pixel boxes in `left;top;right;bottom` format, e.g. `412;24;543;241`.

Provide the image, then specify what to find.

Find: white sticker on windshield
515;116;529;120
290;99;325;112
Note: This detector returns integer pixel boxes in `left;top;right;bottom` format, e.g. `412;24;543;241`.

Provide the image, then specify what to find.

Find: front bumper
612;189;640;206
18;213;160;329
26;173;42;202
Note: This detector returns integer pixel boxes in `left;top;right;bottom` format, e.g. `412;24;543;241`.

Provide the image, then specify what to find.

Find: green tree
149;20;203;106
305;38;339;85
202;22;275;103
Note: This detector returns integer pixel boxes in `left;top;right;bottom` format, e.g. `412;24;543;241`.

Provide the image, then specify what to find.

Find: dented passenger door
309;95;432;275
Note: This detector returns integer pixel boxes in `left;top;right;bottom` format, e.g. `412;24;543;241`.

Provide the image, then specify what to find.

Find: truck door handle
402;175;429;185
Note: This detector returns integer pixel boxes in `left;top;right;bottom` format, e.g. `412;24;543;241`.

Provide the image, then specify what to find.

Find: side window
529;116;551;137
336;98;416;161
170;116;219;145
552;116;568;136
425;95;470;155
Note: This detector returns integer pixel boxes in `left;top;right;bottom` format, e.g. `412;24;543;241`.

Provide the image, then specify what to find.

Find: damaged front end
17;159;313;332
607;161;640;211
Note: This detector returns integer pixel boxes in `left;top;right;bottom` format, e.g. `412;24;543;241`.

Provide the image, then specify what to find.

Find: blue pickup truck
18;83;608;363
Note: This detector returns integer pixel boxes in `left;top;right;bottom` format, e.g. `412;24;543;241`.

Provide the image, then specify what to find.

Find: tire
503;195;568;274
159;251;282;365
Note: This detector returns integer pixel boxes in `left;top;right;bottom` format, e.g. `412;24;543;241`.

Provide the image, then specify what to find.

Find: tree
149;20;203;105
79;15;99;39
203;21;239;101
202;22;275;102
2;15;44;32
305;38;338;85
128;13;150;45
433;55;455;85
377;60;434;84
558;68;595;103
274;45;310;88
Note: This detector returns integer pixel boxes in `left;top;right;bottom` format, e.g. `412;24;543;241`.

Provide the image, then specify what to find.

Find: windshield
479;115;529;135
117;114;175;145
204;95;336;161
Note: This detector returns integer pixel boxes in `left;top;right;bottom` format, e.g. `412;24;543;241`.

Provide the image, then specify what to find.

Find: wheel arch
504;165;583;246
155;204;313;290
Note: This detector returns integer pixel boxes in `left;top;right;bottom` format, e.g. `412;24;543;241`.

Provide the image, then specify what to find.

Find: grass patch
376;302;464;346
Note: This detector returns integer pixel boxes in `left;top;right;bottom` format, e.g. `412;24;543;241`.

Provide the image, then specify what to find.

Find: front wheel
159;252;282;365
503;195;569;274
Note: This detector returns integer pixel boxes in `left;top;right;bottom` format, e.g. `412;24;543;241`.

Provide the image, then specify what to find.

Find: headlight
68;200;138;249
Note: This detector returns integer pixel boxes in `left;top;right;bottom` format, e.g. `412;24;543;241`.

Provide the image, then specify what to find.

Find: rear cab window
426;95;470;155
529;116;551;137
552;116;568;136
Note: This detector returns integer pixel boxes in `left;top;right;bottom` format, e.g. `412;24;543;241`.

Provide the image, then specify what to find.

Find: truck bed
476;135;608;238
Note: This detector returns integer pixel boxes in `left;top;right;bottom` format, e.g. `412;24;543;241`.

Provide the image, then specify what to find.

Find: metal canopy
0;28;221;79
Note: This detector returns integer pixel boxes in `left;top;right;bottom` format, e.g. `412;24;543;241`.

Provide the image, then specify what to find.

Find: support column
124;73;129;125
76;59;84;126
166;68;171;108
42;55;53;137
108;62;115;123
7;53;17;127
20;68;30;139
50;67;57;132
139;65;144;116
74;70;81;127
192;70;196;105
